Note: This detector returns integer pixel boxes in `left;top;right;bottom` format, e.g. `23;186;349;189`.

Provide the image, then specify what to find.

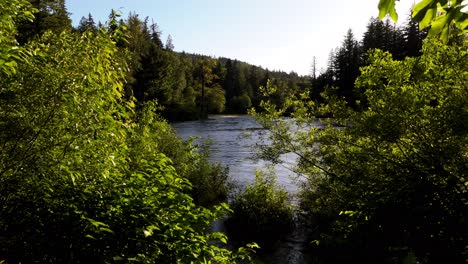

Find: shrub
0;11;252;262
230;93;252;114
132;105;232;207
226;169;294;247
187;149;232;207
253;38;468;262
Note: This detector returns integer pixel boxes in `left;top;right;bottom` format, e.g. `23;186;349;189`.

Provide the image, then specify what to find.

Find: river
172;115;314;264
172;114;300;194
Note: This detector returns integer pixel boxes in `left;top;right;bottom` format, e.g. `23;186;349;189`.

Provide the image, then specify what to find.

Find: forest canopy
0;0;466;263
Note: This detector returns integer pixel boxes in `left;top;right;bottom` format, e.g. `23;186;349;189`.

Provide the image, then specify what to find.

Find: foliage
185;144;232;207
107;12;306;120
311;16;429;106
378;0;468;42
131;104;232;207
230;93;252;114
226;169;294;247
0;0;35;76
0;7;255;263
206;86;227;114
77;13;98;33
253;38;467;262
16;0;72;44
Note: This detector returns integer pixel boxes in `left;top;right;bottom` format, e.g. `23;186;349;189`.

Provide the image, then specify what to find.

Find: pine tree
310;56;317;80
333;29;361;104
402;14;427;57
17;0;72;44
124;14;151;58
149;22;163;49
165;34;174;51
77;13;97;33
223;59;237;100
362;17;405;60
247;65;263;107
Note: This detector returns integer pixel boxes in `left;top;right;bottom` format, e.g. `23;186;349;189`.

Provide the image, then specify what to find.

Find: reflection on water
172;115;299;194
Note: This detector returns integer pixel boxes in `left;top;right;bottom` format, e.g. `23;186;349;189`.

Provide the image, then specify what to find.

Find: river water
172;115;315;264
172;115;299;194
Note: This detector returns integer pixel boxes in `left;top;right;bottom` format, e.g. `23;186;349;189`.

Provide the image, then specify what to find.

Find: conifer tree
77;13;97;33
17;0;72;44
402;14;428;57
333;29;361;104
165;34;175;51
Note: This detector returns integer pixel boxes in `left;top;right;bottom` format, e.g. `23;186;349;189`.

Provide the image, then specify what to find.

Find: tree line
10;0;460;123
310;15;428;107
1;0;466;263
72;4;434;122
77;11;309;121
80;10;431;120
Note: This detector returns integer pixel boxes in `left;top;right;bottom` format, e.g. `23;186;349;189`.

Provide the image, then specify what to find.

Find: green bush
226;169;294;247
254;38;468;262
186;148;232;207
132;105;232;207
0;5;253;262
229;93;252;114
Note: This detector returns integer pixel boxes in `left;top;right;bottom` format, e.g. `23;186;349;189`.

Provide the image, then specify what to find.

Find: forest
74;5;429;121
0;0;466;263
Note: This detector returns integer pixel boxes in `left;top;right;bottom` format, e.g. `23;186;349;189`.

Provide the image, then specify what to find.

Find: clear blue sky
67;0;414;76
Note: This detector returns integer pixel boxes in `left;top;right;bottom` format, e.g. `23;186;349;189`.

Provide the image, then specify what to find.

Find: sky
67;0;415;76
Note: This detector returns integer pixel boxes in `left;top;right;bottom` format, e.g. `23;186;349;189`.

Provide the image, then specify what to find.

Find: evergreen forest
0;0;466;263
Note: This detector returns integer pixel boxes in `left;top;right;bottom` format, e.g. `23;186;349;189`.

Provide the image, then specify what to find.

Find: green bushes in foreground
0;2;254;262
131;103;232;208
226;169;294;248
186;147;232;207
253;38;468;262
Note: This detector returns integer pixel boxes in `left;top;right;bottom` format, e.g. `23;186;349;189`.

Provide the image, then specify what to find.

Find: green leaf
454;11;468;29
378;0;398;21
98;227;114;234
219;236;227;244
85;234;97;240
413;0;438;29
246;242;260;249
429;11;451;41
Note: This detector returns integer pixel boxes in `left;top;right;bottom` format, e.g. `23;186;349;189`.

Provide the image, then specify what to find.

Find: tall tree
402;14;428;57
77;13;97;33
165;34;174;51
223;59;238;101
362;17;405;60
333;29;361;104
129;17;176;104
149;22;164;49
17;0;72;44
122;14;151;71
194;58;221;118
246;65;264;107
310;56;317;80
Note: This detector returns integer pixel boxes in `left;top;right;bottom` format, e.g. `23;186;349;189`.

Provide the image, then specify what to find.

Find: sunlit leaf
378;0;398;21
413;0;438;29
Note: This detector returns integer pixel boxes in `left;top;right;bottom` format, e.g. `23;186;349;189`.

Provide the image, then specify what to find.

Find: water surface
173;115;299;193
173;115;314;264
